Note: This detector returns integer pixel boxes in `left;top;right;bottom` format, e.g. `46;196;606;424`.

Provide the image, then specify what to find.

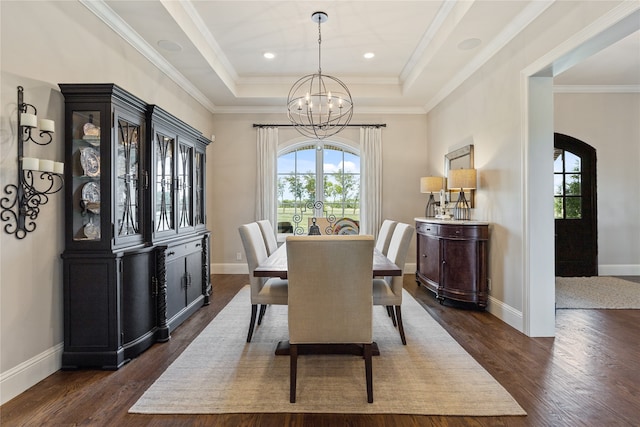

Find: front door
554;133;598;277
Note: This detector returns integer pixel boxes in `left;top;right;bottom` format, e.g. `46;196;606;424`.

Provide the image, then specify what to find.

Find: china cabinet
59;84;211;369
415;218;489;308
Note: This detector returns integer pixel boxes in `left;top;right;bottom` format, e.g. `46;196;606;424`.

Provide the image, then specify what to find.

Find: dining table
253;242;402;279
253;240;402;356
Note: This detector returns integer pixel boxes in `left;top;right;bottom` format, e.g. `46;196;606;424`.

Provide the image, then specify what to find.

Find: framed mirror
445;144;474;207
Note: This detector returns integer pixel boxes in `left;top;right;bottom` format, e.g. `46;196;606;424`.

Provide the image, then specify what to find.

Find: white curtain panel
256;127;278;226
360;126;382;237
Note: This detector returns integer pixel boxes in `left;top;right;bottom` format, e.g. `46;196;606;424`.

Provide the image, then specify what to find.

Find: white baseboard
599;264;640;276
211;263;248;275
486;296;524;334
0;342;63;405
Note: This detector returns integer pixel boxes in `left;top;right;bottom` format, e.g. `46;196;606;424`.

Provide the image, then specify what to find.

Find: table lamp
420;176;444;217
448;168;476;220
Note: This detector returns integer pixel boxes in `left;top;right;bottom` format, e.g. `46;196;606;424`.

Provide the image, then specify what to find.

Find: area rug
556;276;640;309
129;286;525;416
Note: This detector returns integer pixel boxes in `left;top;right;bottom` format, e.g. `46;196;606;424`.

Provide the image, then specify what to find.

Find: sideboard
415;218;489;308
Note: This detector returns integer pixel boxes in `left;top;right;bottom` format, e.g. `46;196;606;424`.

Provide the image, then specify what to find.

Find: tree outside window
277;143;360;234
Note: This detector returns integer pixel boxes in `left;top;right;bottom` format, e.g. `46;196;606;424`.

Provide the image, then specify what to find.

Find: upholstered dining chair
375;219;397;255
373;222;414;345
239;222;288;342
286;235;375;404
257;219;278;255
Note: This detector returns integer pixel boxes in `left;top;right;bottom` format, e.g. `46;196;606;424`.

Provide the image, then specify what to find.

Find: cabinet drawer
416;222;439;236
165;239;203;261
439;224;488;239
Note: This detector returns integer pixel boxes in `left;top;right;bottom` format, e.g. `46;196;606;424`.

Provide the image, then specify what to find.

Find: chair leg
387;305;397;327
290;344;298;403
247;304;258;343
364;343;373;403
258;304;267;325
395;305;407;345
385;305;393;319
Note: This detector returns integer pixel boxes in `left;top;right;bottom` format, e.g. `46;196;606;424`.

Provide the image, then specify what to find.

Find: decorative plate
82;182;100;204
83;122;100;137
80;147;100;177
333;218;359;235
84;219;100;240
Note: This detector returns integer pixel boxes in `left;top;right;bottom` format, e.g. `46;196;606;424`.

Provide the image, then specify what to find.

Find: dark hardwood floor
1;274;639;426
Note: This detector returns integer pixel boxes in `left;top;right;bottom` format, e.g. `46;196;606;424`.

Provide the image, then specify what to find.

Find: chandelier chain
317;15;322;76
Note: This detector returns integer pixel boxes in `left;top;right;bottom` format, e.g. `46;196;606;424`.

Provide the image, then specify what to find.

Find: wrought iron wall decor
1;86;64;239
292;200;336;235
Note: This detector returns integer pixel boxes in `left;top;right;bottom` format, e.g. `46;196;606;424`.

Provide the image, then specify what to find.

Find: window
277;142;360;234
554;148;582;219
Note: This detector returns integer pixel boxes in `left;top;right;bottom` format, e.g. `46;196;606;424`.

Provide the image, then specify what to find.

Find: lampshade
420;176;444;193
448;168;477;190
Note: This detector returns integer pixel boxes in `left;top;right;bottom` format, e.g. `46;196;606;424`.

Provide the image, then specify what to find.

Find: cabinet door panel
113;107;145;247
154;130;175;235
122;251;155;344
442;239;478;292
177;142;193;231
418;233;440;284
166;258;186;319
185;250;204;305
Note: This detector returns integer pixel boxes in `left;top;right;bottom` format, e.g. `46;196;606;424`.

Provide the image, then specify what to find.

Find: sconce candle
38;119;55;133
21;113;37;128
22;157;39;170
53;162;64;175
1;86;64;239
39;159;54;173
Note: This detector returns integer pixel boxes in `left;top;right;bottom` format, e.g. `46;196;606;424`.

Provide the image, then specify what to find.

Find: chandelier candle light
287;11;354;140
420;176;444;217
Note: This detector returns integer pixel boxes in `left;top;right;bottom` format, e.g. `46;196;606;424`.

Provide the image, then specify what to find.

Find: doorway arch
554;133;598;277
521;5;639;336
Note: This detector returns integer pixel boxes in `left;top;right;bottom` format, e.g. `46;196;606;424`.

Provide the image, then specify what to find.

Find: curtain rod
253;123;386;128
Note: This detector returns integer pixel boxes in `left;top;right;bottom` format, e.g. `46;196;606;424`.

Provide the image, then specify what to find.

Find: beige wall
0;1;214;404
1;0;637;405
207;112;429;271
554;93;640;271
425;0;632;322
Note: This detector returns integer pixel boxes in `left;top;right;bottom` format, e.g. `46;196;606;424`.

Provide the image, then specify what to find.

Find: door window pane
553;148;582;220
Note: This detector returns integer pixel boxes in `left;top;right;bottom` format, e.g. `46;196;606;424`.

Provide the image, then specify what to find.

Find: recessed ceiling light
263;52;276;59
364;52;375;59
157;39;183;52
458;38;482;51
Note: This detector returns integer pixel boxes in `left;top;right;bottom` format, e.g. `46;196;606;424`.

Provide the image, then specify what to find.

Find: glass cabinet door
71;111;102;241
154;131;175;234
194;148;205;227
177;142;193;230
115;118;141;238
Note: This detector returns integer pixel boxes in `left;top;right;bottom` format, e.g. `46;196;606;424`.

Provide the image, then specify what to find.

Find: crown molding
423;0;555;113
79;0;217;114
212;105;428;115
554;85;640;93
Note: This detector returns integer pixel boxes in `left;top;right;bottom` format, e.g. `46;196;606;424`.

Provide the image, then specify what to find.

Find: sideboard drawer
417;222;439;236
439;224;487;239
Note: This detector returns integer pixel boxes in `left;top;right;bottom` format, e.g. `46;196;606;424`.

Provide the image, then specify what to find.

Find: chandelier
287;11;353;140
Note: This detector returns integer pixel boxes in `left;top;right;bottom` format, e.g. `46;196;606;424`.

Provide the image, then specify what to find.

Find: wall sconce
448;168;476;221
420;176;444;217
0;86;64;239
